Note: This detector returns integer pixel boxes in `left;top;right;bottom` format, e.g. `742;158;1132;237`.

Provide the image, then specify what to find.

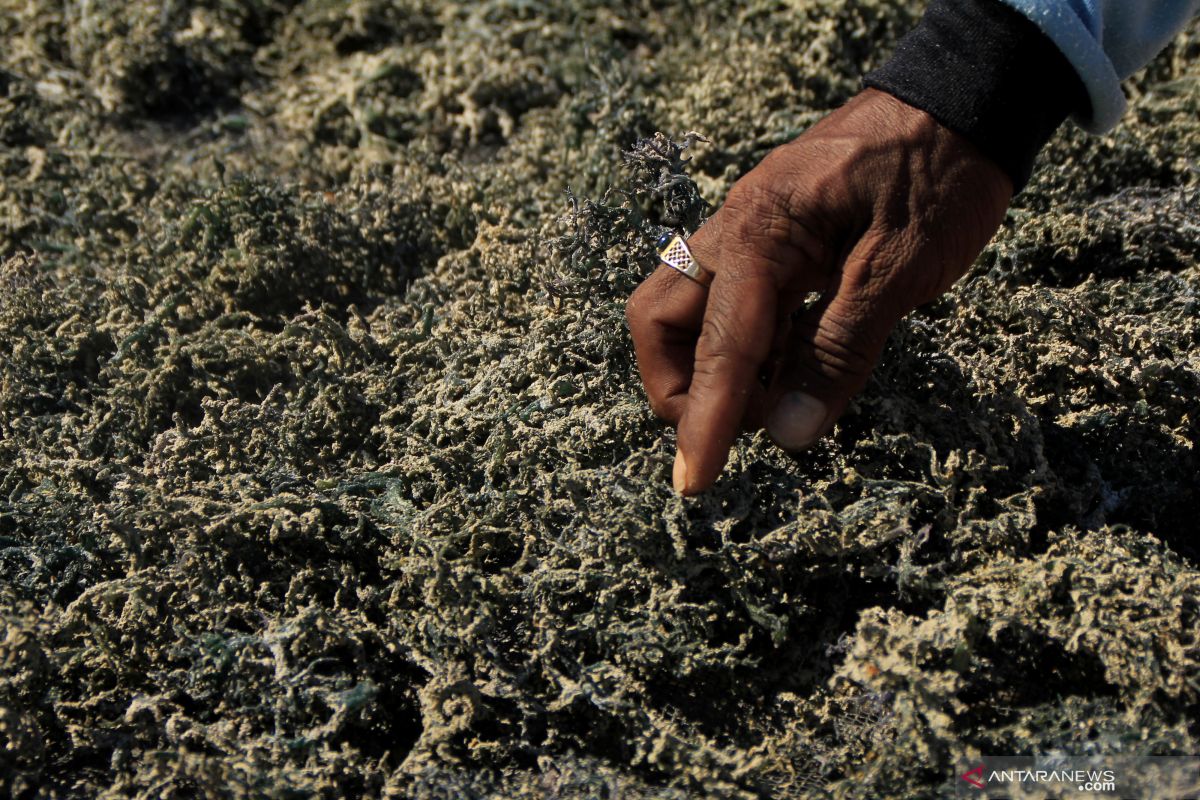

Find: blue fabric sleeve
863;0;1090;191
997;0;1200;132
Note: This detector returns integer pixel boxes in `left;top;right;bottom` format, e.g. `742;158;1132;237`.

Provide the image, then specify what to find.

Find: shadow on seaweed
1035;418;1200;560
956;627;1119;743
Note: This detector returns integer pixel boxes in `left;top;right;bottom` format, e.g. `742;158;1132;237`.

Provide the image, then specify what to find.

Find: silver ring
656;232;713;288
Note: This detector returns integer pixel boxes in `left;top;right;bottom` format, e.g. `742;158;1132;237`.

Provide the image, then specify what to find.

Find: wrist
862;0;1087;193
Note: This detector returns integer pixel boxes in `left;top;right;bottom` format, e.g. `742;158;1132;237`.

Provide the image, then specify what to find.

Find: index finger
674;251;779;495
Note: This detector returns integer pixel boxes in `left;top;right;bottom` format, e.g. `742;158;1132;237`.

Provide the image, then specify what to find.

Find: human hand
626;89;1013;496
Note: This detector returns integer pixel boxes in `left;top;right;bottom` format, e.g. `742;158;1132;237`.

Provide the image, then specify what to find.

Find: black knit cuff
863;0;1088;192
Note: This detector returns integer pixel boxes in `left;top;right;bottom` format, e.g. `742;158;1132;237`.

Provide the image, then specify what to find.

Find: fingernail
767;392;828;451
672;450;689;494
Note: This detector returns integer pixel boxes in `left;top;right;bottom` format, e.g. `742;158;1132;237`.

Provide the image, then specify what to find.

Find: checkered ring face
659;236;692;270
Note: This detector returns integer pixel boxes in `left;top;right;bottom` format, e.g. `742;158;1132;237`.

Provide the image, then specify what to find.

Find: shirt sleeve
999;0;1200;132
862;0;1200;193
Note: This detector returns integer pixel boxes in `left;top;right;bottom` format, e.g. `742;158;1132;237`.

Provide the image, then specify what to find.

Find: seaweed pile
1;1;1199;797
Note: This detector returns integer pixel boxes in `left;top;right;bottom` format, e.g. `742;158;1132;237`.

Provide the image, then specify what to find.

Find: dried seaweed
1;2;1199;798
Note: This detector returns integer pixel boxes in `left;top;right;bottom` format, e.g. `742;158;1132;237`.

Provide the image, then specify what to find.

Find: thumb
765;243;908;451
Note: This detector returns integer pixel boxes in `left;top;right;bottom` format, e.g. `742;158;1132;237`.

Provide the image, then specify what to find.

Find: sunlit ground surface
1;2;1199;797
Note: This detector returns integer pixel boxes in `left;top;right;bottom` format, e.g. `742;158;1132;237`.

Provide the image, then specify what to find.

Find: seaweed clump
1;2;1199;798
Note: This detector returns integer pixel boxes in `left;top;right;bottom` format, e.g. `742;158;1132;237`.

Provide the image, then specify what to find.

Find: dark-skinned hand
625;89;1013;495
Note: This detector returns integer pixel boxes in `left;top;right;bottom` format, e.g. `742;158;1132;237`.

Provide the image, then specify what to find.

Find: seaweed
1;2;1199;798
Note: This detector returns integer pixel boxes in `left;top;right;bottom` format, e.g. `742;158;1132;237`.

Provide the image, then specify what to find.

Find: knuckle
695;319;752;372
697;314;740;361
625;281;661;328
725;181;787;230
719;166;831;276
813;336;876;381
844;232;930;310
646;393;674;421
695;310;767;367
798;317;879;381
689;351;737;392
